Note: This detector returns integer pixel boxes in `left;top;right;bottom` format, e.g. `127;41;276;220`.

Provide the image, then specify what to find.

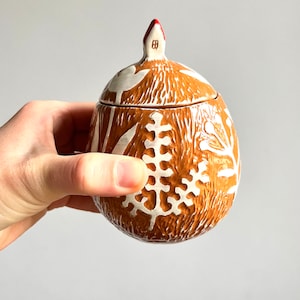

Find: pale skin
0;101;148;250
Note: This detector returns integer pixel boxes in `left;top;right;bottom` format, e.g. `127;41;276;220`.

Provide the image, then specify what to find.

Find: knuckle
72;155;94;194
21;100;43;114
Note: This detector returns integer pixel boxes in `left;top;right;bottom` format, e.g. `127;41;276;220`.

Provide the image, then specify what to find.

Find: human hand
0;101;147;250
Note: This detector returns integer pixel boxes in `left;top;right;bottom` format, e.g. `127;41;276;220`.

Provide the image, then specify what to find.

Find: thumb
41;153;148;200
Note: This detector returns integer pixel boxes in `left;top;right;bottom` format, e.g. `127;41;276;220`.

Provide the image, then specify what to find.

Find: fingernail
116;158;147;189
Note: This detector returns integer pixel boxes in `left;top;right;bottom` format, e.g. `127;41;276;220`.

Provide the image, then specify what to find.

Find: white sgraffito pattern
111;124;138;155
121;111;210;231
90;111;100;152
200;104;240;194
122;111;176;230
167;160;210;214
101;106;115;152
180;68;210;85
105;65;149;105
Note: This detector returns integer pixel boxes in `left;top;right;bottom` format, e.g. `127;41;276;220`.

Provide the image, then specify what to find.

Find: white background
0;1;299;299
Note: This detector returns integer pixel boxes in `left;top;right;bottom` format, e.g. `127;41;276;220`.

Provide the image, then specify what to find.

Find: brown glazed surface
88;96;240;242
100;60;217;107
87;19;240;242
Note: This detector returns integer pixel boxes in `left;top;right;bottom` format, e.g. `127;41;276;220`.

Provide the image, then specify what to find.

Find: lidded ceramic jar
87;19;240;242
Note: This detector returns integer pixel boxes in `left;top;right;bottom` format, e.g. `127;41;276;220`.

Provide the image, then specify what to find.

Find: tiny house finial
143;19;166;61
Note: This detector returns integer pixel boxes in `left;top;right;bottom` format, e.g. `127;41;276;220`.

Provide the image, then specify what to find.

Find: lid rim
99;93;219;109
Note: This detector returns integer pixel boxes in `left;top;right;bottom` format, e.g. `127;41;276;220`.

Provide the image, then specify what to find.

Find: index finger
53;101;96;154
